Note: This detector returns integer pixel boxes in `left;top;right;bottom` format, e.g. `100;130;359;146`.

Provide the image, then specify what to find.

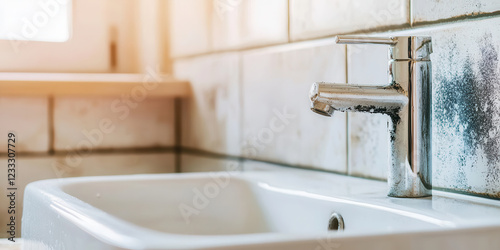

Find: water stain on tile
434;34;500;198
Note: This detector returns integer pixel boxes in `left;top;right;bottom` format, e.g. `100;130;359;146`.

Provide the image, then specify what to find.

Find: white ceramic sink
22;169;500;250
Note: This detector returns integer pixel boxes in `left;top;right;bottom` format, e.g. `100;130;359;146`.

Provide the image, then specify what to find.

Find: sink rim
22;171;500;249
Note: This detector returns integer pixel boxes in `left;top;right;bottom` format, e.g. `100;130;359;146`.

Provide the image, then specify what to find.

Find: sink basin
22;169;500;250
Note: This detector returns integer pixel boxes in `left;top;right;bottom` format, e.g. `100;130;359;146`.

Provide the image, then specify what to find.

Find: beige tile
347;44;390;180
0;97;49;153
242;39;347;172
211;0;288;51
54;97;175;151
174;53;241;156
181;153;241;172
0;152;175;238
290;0;409;41
412;0;500;24
169;0;212;57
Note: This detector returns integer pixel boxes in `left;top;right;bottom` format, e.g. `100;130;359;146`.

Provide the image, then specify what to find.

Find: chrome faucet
309;36;432;198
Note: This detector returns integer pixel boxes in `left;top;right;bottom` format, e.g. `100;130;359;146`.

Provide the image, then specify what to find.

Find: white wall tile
290;0;409;41
169;0;212;57
242;39;347;172
174;53;241;156
0;152;175;238
412;0;500;24
212;0;288;51
0;97;48;153
347;44;390;180
53;97;175;151
181;153;241;172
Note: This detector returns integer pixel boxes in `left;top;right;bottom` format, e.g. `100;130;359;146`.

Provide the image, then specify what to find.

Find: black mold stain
351;105;401;141
434;34;500;197
351;104;400;115
479;35;500;191
389;82;406;95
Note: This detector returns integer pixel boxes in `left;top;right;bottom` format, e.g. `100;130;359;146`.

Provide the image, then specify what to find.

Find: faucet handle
335;36;397;46
335;35;432;60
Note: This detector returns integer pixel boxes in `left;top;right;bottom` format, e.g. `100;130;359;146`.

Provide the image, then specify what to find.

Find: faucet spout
309;82;408;116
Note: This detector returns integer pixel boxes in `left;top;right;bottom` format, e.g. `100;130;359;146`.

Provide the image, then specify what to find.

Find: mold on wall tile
351;16;500;197
0;97;49;153
431;27;500;198
433;32;500;197
54;97;175;151
173;53;241;156
412;0;500;24
241;39;347;172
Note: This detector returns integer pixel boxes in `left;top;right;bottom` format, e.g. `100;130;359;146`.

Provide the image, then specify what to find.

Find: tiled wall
0;97;176;238
171;0;500;198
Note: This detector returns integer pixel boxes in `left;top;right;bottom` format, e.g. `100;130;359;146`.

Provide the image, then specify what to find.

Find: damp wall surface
170;0;500;198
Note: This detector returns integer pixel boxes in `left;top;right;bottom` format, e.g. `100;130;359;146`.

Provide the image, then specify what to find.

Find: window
0;0;71;42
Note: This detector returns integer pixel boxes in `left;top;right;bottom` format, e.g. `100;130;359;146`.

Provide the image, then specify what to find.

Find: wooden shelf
0;73;191;97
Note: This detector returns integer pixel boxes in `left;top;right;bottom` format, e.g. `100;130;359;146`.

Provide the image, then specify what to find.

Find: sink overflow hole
328;212;344;231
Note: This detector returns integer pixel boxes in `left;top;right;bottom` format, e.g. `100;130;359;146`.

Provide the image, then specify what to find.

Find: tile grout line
171;11;500;61
345;44;351;176
48;96;55;155
408;0;413;27
237;50;245;171
182;147;384;181
207;0;214;52
287;0;291;43
174;97;182;173
0;147;178;158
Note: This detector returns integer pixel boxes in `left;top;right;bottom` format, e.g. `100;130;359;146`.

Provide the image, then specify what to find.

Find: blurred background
1;0;500;238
